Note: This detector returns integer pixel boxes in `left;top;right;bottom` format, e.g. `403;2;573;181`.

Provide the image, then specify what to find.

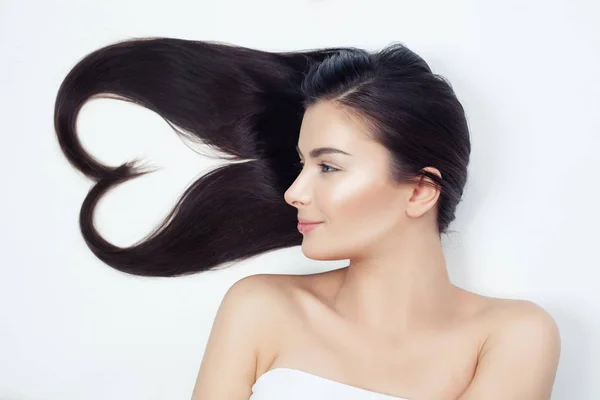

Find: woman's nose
284;177;310;206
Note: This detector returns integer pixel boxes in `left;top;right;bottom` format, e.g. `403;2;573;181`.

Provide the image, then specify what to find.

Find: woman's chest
260;293;487;400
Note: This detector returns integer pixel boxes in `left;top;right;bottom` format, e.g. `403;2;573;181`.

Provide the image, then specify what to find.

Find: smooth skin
191;100;561;399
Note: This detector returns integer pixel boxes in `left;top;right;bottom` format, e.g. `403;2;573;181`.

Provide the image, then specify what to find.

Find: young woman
54;37;561;399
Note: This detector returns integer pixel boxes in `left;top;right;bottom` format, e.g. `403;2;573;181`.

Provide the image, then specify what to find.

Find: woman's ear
405;167;441;218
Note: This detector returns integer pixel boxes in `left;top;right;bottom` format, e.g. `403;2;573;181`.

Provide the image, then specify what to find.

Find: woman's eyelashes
296;161;338;173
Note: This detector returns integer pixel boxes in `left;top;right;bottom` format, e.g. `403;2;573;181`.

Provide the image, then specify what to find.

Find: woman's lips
297;222;323;234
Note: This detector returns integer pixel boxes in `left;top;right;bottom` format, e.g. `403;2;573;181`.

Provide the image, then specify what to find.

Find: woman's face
284;101;411;261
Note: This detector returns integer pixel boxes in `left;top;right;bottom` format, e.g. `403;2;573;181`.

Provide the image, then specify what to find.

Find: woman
54;37;561;399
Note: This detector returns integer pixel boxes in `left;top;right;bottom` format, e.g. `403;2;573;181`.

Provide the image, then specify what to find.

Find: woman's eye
319;163;337;173
296;162;337;173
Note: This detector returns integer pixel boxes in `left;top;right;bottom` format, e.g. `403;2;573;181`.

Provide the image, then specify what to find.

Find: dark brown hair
53;37;470;278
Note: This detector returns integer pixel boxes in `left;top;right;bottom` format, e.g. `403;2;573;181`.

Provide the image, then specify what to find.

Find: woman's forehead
300;102;375;152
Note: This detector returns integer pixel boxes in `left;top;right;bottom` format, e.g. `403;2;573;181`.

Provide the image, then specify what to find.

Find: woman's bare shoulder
228;272;328;376
227;272;327;319
460;291;560;356
228;271;342;338
226;273;301;311
235;269;343;302
458;293;561;397
466;291;555;323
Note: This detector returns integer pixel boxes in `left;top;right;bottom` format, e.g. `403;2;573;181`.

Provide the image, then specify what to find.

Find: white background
1;0;599;399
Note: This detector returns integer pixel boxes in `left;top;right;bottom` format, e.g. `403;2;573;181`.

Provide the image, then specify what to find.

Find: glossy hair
53;37;470;277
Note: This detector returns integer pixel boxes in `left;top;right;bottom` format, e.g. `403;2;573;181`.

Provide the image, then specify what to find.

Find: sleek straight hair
53;37;471;278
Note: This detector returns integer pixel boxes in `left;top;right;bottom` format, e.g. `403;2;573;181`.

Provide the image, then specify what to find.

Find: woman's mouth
297;222;323;234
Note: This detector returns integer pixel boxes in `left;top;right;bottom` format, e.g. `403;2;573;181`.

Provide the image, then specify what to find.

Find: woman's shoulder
233;269;343;297
229;270;340;311
226;270;343;341
455;289;560;360
226;272;332;376
479;295;559;341
464;290;556;324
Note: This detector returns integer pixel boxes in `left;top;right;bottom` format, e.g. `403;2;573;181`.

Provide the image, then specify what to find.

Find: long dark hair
53;37;470;278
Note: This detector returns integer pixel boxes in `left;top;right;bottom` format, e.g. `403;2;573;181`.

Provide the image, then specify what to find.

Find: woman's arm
190;274;278;400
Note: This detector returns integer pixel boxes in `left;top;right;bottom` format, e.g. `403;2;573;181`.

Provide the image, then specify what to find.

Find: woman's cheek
324;179;372;221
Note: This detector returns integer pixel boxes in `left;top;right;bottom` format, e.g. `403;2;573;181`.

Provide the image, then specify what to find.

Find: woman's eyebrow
295;145;352;158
